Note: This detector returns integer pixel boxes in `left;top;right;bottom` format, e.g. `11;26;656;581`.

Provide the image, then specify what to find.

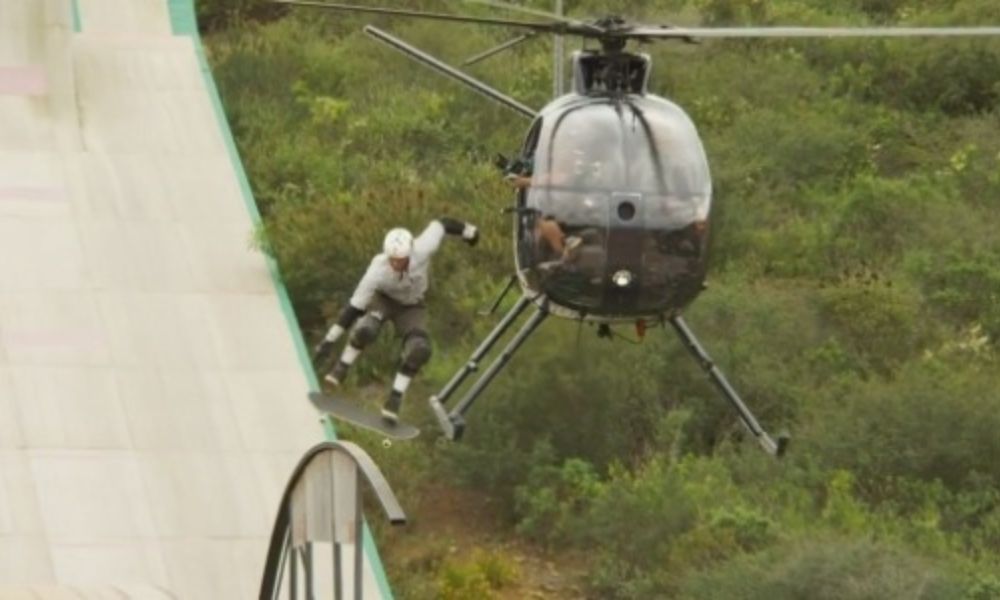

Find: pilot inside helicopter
501;102;714;313
503;142;613;301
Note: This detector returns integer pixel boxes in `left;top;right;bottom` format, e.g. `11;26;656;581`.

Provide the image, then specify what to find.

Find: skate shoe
324;361;350;387
381;390;403;424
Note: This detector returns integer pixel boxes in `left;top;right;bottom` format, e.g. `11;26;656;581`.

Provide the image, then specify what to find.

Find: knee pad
400;330;432;375
350;314;382;347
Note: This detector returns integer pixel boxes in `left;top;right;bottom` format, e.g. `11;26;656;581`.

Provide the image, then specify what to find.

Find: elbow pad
337;304;366;329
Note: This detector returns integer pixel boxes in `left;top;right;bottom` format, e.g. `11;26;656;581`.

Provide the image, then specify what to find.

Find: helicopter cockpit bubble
516;96;712;316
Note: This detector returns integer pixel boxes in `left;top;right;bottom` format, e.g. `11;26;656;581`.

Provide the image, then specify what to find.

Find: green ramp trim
71;0;81;32
164;2;394;598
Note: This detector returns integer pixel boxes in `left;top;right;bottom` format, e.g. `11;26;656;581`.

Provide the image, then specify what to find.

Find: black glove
509;156;532;176
494;153;510;172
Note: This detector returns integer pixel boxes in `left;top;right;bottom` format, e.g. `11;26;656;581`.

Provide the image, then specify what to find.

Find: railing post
302;544;314;600
353;476;364;600
288;544;297;599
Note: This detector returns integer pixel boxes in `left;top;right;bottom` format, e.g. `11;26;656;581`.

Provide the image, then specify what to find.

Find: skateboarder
313;218;479;423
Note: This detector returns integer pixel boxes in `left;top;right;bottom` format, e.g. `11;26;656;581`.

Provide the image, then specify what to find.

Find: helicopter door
515;117;544;273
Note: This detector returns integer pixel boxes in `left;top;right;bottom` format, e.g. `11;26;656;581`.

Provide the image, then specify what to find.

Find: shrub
196;0;284;32
680;537;965;600
514;458;602;546
803;358;1000;495
435;550;518;600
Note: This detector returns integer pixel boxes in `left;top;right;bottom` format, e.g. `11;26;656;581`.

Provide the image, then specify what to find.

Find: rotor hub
593;15;631;52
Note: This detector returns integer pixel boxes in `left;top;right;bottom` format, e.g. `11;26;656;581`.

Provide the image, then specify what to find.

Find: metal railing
259;441;406;599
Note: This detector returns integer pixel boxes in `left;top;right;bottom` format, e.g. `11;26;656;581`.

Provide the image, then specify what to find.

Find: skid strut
430;295;547;440
669;315;789;457
479;274;518;316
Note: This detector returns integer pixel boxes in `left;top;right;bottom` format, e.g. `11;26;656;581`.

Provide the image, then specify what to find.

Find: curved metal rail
259;441;406;599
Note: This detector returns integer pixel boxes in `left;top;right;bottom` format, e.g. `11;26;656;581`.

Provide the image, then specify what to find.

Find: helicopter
277;0;1000;454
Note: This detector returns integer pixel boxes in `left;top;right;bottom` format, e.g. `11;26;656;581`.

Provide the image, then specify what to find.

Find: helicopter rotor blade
461;0;604;34
462;32;537;66
364;25;538;119
273;0;587;35
626;25;1000;40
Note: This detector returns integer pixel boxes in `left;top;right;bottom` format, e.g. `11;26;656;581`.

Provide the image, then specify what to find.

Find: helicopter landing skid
429;395;464;440
427;293;548;441
669;315;789;457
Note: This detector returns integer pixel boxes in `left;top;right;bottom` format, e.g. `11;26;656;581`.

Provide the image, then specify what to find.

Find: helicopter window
576;54;650;95
531;108;626;191
623;106;711;194
545;191;607;229
519;189;609;310
642;192;709;230
521;117;543;157
518;98;712;314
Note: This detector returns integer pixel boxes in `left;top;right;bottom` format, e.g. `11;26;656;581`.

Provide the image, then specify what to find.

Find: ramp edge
161;2;396;598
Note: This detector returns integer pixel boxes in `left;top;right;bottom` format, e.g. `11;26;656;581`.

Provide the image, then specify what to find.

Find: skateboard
308;391;420;440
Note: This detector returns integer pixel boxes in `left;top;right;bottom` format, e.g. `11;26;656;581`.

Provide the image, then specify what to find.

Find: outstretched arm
314;259;379;361
413;218;479;255
500;154;534;189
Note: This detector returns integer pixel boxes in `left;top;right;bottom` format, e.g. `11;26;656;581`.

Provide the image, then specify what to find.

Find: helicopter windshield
518;97;712;315
529;98;711;208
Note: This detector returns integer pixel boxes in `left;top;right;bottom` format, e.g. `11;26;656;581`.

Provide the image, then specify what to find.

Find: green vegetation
203;0;1000;596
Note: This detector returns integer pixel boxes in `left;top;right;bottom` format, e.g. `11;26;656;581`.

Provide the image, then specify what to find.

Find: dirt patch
377;483;589;599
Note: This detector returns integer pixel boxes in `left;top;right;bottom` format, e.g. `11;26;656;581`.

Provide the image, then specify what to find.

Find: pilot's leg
325;307;384;387
382;305;431;423
536;218;565;255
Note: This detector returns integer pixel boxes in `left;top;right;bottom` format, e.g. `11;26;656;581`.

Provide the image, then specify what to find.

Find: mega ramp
0;1;390;597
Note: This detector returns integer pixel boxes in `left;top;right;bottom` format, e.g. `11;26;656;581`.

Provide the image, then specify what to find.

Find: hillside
203;0;1000;597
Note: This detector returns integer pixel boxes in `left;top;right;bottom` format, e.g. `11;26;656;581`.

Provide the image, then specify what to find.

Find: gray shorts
367;293;427;338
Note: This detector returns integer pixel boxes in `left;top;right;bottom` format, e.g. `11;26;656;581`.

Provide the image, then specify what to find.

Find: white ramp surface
0;1;386;597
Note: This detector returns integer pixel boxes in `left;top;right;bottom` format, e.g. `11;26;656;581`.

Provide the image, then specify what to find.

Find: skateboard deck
308;391;420;440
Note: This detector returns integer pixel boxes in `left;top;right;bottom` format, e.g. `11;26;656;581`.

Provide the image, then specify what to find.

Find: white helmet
383;227;413;259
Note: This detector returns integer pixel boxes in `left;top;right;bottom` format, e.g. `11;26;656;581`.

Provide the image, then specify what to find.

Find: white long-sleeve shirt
348;221;446;309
